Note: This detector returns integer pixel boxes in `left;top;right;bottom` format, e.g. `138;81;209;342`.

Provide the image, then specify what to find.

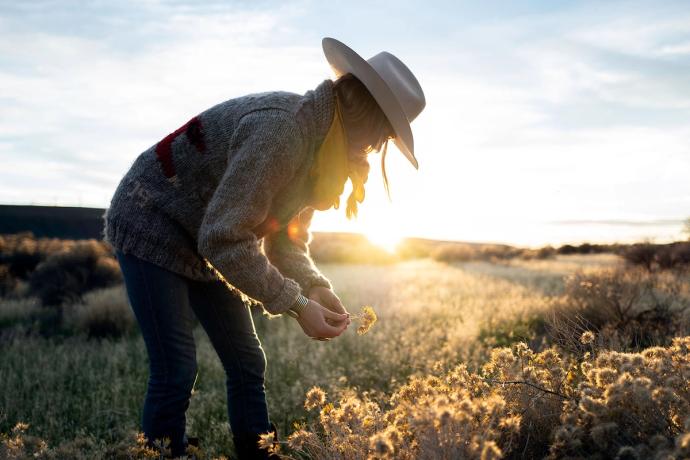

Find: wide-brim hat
322;37;426;169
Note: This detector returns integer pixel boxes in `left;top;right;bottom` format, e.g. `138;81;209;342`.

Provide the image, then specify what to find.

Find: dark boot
232;422;280;460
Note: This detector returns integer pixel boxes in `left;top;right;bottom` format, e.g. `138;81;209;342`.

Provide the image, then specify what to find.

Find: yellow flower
357;306;378;335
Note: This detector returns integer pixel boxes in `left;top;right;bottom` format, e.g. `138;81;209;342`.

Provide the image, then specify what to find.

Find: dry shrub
622;243;658;271
431;243;556;264
0;288;135;340
0;264;21;298
0;233;70;279
430;243;477;262
0;297;41;327
285;345;571;459
557;243;616;256
549;336;690;459
623;242;690;271
28;240;122;306
0;424;201;459
526;245;557;260
431;243;518;263
63;286;135;339
478;245;522;262
548;268;690;351
0;298;43;341
0;423;49;459
286;338;690;460
309;233;396;264
656;242;690;269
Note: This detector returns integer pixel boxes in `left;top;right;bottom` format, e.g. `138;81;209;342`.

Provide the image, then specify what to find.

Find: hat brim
322;37;418;169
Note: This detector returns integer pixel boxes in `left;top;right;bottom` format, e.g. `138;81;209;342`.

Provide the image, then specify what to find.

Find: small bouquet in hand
351;306;377;335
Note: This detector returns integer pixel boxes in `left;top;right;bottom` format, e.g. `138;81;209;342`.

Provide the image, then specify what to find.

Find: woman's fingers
322;307;349;322
316;320;347;338
296;299;349;340
314;306;347;337
325;317;350;327
325;291;348;315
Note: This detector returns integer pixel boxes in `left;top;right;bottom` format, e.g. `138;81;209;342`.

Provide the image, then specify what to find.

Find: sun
364;226;405;253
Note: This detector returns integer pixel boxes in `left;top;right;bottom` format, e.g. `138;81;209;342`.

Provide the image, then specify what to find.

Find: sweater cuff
302;274;333;293
263;277;302;316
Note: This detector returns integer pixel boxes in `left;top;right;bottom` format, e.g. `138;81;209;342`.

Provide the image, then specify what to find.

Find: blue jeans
115;250;271;457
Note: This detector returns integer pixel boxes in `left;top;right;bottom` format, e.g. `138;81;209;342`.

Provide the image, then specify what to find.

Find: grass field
2;254;689;459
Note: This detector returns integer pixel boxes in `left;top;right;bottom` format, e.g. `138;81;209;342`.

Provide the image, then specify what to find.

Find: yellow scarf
309;98;366;218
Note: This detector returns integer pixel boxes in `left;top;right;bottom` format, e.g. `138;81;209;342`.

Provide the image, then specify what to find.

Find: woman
103;37;425;459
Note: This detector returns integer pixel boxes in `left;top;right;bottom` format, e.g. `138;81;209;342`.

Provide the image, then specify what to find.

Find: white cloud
0;3;328;204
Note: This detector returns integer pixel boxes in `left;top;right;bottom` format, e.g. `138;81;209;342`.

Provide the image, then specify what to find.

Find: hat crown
322;37;425;168
366;51;426;123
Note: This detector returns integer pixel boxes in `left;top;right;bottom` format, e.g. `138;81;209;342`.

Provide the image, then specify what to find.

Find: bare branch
483;378;571;400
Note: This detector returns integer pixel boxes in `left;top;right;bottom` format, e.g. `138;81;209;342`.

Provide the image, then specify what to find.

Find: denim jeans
115;250;271;457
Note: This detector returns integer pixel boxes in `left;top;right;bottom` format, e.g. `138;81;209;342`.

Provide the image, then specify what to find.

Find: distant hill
1;205;635;265
0;205;105;240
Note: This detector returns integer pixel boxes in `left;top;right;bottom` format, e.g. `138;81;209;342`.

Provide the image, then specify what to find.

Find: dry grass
1;254;689;459
278;337;690;460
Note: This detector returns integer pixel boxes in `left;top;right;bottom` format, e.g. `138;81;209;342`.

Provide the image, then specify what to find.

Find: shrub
282;338;690;460
623;242;690;271
548;268;690;351
0;233;70;279
548;337;690;459
0;297;41;330
659;242;690;269
0;424;184;459
0;264;19;298
520;245;557;260
479;244;521;261
430;243;477;262
28;240;122;306
557;243;614;256
63;286;136;339
623;243;659;271
431;243;558;263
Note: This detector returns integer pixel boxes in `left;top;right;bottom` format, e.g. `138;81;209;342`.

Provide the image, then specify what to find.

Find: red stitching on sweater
155;116;205;178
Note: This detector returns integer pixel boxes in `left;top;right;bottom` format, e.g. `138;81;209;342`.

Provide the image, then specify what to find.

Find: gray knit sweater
103;79;336;315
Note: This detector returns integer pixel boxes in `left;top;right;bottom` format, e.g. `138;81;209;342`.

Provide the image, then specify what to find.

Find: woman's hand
308;286;351;327
296;299;349;340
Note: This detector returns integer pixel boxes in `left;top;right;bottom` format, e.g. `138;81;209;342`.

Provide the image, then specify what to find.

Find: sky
1;0;689;247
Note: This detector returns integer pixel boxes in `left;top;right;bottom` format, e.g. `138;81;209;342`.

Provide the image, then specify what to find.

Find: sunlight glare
365;227;404;253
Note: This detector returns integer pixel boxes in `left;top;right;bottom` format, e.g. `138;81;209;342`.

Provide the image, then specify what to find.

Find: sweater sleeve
263;207;333;293
197;110;305;315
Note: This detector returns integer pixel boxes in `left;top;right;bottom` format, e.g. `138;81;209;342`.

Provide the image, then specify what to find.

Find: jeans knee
227;345;266;386
172;361;198;392
150;359;198;394
253;347;267;380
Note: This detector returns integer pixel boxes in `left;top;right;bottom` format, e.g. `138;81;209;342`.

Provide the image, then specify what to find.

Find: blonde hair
333;73;395;218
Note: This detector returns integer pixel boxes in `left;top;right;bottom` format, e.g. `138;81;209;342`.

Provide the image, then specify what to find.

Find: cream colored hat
322;37;426;169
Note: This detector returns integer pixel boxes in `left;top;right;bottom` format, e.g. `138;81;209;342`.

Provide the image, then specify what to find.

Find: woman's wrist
286;293;310;318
